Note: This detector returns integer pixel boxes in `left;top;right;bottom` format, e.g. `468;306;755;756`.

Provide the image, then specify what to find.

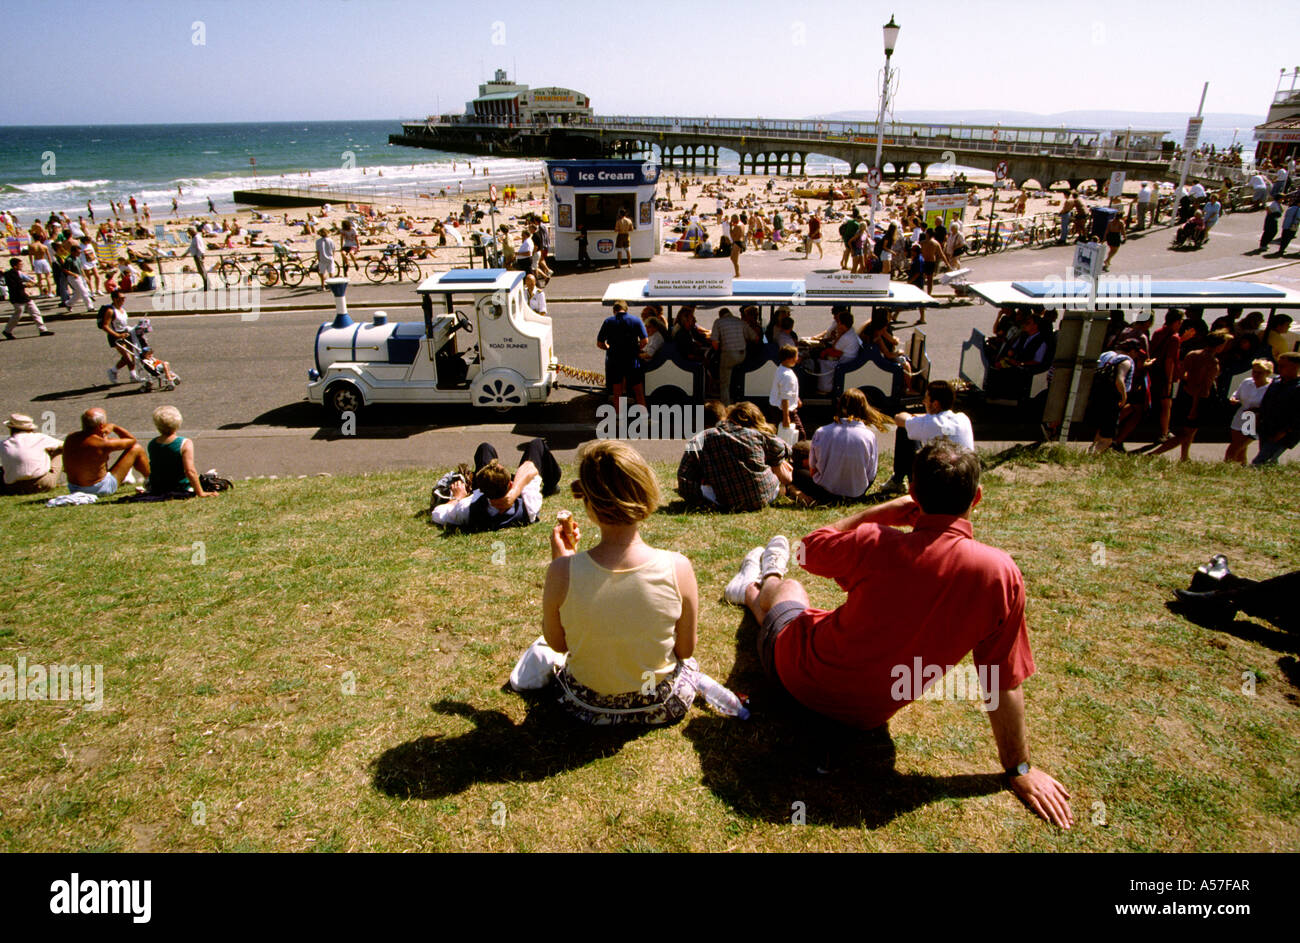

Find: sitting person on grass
431;438;561;531
881;379;974;492
1;413;63;495
146;406;214;497
62;408;149;498
541;440;699;726
793;388;892;504
677;401;811;511
722;439;1074;828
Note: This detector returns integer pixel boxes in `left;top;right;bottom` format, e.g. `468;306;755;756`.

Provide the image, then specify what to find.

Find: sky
1;0;1297;126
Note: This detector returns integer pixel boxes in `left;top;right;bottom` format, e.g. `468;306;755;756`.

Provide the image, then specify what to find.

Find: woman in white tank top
541;441;699;725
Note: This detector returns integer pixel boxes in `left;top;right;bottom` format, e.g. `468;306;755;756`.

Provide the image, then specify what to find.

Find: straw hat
5;413;37;432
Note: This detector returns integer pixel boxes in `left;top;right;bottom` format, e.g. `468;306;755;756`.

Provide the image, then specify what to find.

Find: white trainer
106;368;118;384
760;535;791;582
723;546;763;606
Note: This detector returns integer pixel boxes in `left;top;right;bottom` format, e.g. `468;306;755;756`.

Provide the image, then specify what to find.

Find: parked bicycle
214;255;254;287
365;243;422;284
253;244;306;288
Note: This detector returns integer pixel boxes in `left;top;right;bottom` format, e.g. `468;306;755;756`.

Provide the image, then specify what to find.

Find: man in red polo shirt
723;439;1073;828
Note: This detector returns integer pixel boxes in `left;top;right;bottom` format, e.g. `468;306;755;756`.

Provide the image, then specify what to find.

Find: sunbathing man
63;407;149;498
723;439;1073;828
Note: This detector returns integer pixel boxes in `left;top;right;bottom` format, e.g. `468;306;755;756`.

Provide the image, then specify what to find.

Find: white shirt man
1189;181;1206;200
883;381;974;490
186;228;209;289
315;232;336;285
1;414;63;494
905;408;975;449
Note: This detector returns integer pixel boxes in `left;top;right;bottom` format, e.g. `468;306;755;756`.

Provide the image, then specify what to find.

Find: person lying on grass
722;438;1074;828
541;440;699;726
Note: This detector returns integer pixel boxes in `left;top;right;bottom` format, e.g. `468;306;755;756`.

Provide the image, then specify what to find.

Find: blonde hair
1251;358;1274;376
570;440;660;525
152;405;183;435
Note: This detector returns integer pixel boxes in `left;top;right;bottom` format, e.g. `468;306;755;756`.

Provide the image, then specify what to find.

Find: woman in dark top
147;405;212;497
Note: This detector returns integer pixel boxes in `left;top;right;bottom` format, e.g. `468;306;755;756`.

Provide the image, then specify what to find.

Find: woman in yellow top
542;440;699;725
1264;314;1294;362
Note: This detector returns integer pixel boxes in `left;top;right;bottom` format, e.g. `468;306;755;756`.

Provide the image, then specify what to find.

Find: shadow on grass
684;613;1004;828
1164;601;1300;656
370;697;650;799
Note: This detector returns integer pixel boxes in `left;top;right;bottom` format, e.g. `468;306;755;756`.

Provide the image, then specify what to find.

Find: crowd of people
1074;306;1300;465
426;432;1072;827
0;405;221;500
592;300;930;413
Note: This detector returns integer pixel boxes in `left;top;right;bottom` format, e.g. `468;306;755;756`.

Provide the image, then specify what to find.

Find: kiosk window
577;192;636;231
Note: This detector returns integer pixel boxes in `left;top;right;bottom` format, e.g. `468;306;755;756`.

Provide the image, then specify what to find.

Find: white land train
600;277;939;409
307;271;556;417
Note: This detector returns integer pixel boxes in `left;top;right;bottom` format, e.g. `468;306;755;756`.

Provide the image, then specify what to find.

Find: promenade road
1;207;1296;477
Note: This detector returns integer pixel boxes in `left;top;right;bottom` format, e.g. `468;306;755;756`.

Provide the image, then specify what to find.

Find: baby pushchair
118;319;181;392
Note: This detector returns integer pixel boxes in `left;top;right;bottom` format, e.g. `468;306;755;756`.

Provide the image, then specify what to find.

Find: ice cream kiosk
547;159;660;263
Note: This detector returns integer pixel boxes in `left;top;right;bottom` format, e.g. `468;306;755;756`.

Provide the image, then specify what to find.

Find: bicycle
365;243;421;284
253;245;305;288
215;255;250;287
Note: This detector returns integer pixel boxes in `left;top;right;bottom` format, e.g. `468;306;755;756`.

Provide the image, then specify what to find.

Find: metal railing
400;113;1173;158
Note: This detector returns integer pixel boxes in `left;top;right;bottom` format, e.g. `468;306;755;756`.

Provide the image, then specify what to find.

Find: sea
0;119;1255;221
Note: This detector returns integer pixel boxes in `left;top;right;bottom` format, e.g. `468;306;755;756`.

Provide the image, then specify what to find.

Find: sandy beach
32;165;1176;291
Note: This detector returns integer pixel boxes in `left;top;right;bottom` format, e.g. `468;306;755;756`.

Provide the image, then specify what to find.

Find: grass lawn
1;446;1297;852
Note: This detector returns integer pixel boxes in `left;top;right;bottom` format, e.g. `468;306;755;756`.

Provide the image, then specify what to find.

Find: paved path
2;207;1296;477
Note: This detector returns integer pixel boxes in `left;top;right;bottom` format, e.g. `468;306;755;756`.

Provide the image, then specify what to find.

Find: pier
389;113;1230;188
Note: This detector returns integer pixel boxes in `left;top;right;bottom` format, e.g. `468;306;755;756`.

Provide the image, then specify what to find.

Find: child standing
768;344;805;442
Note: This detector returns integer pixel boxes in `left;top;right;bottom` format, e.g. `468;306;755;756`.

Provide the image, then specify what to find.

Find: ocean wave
12;178;112;193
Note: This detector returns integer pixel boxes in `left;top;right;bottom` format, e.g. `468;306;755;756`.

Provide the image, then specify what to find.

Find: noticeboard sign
804;272;891;296
1073;242;1105;280
645;274;733;297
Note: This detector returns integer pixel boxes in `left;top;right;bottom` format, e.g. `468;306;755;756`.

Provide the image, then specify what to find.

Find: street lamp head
883;15;900;57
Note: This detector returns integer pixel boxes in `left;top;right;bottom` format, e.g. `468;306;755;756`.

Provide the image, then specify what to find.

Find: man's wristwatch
1005;761;1031;778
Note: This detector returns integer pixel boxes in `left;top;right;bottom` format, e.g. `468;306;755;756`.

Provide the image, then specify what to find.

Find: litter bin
1090;206;1118;241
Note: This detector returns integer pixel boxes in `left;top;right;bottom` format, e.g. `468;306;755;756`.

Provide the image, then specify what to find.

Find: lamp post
870;15;900;237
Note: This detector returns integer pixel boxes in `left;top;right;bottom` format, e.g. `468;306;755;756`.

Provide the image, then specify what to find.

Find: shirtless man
918;229;952;319
62;408;149;497
29;239;53;296
613;209;634;268
729;214;745;278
